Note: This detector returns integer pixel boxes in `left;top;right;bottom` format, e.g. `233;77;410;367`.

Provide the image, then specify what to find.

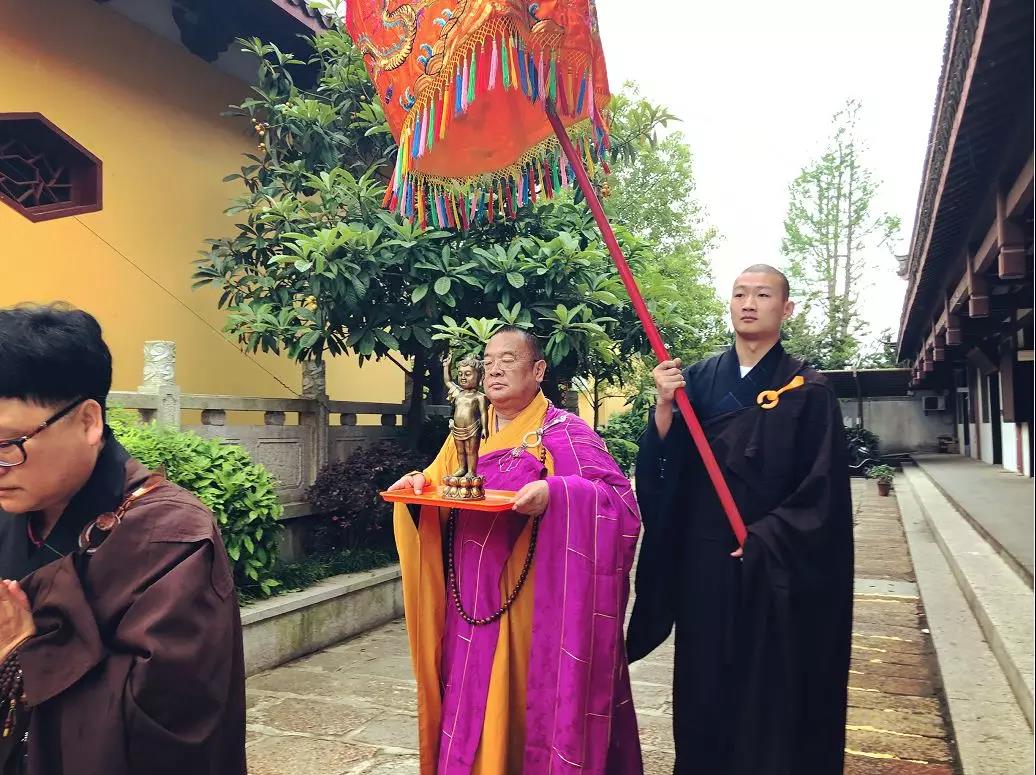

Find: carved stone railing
108;341;446;520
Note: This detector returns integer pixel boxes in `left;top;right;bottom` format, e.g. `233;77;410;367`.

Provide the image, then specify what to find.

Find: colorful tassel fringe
383;26;611;229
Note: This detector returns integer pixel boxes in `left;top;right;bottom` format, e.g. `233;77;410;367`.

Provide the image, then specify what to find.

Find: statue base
441;475;485;500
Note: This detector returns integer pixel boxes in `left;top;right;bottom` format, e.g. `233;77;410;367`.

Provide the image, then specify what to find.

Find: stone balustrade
108;341;446;521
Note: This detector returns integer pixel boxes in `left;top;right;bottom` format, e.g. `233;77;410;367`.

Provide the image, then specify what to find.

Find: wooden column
946;312;962;346
934;331;947;361
1000;344;1017;423
997;191;1027;280
966;250;990;317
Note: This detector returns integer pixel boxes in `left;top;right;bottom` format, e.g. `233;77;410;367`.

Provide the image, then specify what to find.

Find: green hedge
238;547;397;604
308;439;427;552
108;408;284;597
599;409;647;476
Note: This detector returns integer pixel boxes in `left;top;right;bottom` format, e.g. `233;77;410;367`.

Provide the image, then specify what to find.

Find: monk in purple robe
388;327;643;774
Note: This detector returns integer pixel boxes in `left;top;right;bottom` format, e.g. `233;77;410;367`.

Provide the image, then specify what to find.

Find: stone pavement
845;479;957;775
246;480;959;774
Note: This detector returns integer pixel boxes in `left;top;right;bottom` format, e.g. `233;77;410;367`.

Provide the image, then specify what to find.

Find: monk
387;327;643;774
0;305;246;775
626;265;854;775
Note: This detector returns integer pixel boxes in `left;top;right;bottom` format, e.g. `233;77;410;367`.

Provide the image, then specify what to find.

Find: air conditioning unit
922;395;946;413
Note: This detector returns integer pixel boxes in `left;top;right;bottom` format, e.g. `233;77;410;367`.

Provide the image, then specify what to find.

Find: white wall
974;371;994;465
979;425;995;464
841;385;1029;474
1022;423;1032;477
840;395;956;453
1002;422;1020;472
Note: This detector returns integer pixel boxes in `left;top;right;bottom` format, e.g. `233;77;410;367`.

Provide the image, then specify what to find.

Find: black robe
626;345;854;775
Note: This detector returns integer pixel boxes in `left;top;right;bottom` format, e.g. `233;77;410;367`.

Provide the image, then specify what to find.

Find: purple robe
434;405;642;773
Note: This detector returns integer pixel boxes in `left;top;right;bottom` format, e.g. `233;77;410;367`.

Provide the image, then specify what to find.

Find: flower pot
876;481;891;497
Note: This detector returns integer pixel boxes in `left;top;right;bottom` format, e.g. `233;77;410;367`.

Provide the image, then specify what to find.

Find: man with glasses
0;305;246;775
386;327;643;774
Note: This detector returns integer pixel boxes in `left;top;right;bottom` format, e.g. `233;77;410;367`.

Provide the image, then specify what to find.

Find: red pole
546;107;747;545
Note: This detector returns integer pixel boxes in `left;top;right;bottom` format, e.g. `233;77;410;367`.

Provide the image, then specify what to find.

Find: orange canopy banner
345;0;611;227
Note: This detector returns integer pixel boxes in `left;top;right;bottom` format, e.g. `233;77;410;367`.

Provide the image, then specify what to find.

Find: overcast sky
595;0;951;340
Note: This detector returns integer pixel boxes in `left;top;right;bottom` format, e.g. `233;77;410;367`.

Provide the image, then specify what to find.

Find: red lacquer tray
379;486;518;512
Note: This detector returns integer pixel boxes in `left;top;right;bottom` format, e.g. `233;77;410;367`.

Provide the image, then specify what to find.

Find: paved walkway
912;454;1034;585
246;481;958;774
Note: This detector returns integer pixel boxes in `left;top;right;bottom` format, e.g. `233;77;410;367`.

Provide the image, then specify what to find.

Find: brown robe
6;442;246;775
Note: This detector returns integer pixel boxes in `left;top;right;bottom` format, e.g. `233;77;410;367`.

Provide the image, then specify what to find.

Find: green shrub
308;440;427;551
845;426;880;459
599;408;647;476
865;464;896;484
108;408;284;596
238;546;397;604
418;413;451;457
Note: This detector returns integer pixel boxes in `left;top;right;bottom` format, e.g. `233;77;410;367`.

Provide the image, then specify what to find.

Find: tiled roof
821;369;913;399
897;0;1033;357
280;0;336;30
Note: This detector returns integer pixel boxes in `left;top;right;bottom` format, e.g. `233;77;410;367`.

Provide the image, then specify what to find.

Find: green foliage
856;329;901;368
598;408;648;476
781;311;858;371
603;83;726;362
606;84;715;256
781;100;901;370
107;408;284;597
195;32;725;418
574;83;726;417
845;426;881;459
417;413;451;457
307;440;427;551
238;546;396;605
605;86;680;168
865;464;896;484
194;35;408;365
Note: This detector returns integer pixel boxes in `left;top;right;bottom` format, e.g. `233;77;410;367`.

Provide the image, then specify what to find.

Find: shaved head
739;264;789;300
730;265;795;341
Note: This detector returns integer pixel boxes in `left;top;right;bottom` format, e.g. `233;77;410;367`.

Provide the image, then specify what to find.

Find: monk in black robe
627;265;853;775
0;306;246;775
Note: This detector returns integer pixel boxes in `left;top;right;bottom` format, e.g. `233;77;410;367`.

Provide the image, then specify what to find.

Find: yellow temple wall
0;0;404;406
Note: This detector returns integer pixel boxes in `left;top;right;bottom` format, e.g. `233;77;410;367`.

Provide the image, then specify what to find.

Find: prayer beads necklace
446;441;548;627
0;651;25;739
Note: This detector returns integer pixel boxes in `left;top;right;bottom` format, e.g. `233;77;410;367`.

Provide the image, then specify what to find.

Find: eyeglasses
0;398;87;468
478;355;540;372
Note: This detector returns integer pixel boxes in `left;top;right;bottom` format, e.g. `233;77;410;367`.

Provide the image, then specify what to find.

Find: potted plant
866;464;896;496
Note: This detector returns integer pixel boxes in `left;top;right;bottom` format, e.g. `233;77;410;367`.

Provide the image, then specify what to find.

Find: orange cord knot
756;375;806;410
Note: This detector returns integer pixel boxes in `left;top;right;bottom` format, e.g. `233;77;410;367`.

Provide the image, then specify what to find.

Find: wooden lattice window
0;113;102;222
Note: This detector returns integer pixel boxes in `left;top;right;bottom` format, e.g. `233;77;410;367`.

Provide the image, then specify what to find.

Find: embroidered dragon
354;0;420;72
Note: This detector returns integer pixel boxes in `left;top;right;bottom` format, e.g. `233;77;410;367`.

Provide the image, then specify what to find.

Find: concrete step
912;455;1034;590
896;471;1033;774
901;465;1035;731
